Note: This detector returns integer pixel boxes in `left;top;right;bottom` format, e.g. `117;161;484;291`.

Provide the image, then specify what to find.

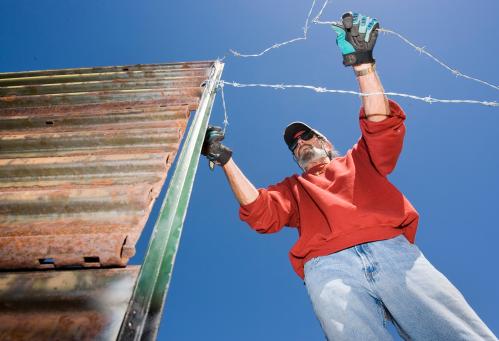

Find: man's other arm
201;126;298;232
223;159;298;233
222;158;259;206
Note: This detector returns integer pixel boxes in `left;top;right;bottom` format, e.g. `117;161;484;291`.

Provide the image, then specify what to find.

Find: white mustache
297;146;328;169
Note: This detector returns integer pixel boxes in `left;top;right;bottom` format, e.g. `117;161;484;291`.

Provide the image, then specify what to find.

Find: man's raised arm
332;12;407;176
332;12;389;121
354;62;389;121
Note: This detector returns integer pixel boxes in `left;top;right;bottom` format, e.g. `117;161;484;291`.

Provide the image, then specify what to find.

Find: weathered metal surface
0;266;140;341
117;60;224;341
0;61;215;270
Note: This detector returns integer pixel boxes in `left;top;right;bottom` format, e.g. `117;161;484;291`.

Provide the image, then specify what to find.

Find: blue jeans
303;234;497;340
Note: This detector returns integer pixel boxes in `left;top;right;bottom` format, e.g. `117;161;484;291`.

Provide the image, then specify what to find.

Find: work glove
331;12;379;66
201;125;232;166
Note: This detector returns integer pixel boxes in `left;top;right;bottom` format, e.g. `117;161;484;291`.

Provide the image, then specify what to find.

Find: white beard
297;146;328;170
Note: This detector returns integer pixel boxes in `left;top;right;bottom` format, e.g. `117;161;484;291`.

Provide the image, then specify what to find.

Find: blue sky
1;0;498;339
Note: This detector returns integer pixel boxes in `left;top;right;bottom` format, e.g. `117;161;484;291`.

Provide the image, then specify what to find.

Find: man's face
292;131;333;169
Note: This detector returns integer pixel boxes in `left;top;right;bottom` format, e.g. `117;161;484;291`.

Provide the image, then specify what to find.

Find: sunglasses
289;130;315;152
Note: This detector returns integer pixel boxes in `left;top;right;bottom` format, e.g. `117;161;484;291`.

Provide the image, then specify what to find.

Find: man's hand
201;125;232;167
331;12;379;66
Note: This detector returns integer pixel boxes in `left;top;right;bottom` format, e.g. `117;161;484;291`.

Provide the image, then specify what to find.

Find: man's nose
296;138;308;147
295;138;308;153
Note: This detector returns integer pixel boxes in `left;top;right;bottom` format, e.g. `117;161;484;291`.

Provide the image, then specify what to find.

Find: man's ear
320;138;333;152
319;139;334;160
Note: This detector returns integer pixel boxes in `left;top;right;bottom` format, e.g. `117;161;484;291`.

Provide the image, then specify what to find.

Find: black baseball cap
283;121;314;149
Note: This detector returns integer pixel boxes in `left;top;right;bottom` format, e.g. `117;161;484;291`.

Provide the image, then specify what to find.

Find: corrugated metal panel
0;61;215;270
0;266;140;341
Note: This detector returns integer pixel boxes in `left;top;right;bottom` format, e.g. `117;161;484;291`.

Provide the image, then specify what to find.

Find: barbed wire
229;0;323;58
219;82;229;134
312;0;330;25
223;0;498;120
379;28;498;91
313;19;499;92
230;0;498;93
219;80;498;107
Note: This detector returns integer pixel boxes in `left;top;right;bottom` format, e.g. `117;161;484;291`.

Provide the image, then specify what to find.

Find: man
201;12;497;340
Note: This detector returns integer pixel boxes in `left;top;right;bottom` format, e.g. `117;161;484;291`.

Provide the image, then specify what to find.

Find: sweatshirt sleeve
356;99;407;176
239;179;299;234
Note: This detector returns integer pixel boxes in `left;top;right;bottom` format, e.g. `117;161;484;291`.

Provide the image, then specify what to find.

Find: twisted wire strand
226;1;497;109
312;0;330;24
314;19;499;92
230;0;324;58
220;80;498;107
219;82;229;133
230;0;498;93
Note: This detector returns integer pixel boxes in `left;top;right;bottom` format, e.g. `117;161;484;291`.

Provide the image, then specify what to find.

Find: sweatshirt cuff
359;99;406;133
239;189;266;221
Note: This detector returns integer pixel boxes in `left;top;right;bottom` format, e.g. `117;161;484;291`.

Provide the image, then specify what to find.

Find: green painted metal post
117;61;224;341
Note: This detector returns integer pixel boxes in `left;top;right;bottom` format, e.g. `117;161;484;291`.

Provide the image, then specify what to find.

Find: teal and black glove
331;12;379;66
201;125;232;166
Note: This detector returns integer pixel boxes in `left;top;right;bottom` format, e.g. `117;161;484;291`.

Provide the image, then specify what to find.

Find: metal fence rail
117;60;224;341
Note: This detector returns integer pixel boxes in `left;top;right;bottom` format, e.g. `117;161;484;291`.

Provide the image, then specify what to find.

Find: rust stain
0;95;17;102
0;267;140;341
0;61;214;270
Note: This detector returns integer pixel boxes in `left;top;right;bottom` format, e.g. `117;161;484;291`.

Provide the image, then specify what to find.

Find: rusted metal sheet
0;61;215;270
0;266;140;341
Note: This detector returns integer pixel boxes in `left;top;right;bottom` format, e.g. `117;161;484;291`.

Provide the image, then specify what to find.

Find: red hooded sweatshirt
239;100;419;279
